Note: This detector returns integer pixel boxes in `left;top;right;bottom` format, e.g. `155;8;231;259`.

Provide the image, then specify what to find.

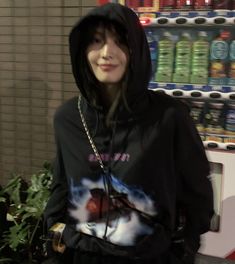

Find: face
86;26;129;87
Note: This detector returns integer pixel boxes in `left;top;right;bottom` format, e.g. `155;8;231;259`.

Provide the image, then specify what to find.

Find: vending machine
98;0;235;260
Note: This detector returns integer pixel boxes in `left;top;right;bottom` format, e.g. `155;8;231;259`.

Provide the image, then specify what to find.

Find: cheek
121;51;129;69
86;52;97;72
122;55;129;72
86;52;93;66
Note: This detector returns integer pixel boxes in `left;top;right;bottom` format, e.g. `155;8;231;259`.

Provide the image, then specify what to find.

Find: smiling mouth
99;64;117;71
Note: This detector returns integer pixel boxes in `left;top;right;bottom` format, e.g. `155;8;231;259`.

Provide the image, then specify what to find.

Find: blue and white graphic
69;174;157;246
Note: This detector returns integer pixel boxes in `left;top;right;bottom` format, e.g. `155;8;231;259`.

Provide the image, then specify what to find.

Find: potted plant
0;162;53;263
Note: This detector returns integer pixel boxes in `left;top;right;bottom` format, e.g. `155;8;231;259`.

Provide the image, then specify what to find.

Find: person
44;3;214;264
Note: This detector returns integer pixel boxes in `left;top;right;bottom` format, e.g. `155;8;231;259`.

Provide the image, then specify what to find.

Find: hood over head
69;3;151;114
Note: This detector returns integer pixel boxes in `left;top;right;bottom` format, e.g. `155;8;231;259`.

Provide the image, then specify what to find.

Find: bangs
81;17;129;50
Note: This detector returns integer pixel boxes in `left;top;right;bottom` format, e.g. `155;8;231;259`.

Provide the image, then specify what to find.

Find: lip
99;64;117;71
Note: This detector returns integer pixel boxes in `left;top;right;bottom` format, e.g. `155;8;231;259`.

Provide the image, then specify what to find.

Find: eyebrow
94;27;105;34
94;31;103;35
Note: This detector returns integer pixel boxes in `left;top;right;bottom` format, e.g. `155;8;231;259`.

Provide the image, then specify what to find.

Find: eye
114;37;129;54
114;38;122;45
92;36;102;44
113;35;127;48
89;33;104;47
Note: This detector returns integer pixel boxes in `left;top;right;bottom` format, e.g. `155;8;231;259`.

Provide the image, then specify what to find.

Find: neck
99;83;120;109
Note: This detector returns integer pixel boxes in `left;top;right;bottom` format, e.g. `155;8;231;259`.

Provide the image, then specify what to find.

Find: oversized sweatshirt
44;3;214;262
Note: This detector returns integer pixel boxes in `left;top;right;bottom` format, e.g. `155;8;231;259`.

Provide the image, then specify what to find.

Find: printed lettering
88;153;130;162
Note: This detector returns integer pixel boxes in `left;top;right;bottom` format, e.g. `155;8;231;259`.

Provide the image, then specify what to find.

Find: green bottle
190;31;209;85
173;32;192;83
228;40;235;86
155;32;175;83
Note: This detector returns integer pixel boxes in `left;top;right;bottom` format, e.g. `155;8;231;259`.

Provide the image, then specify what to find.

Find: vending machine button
210;92;221;99
207;142;218;148
173;90;183;96
214;17;226;24
175;18;187;24
158;18;168;24
191;91;202;97
194;17;206;24
229;94;235;100
226;144;235;150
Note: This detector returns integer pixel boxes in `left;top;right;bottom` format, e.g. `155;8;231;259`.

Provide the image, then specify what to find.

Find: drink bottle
205;102;225;143
143;0;153;7
176;0;194;10
155;32;175;83
194;0;213;10
209;31;230;85
160;0;176;10
213;0;231;10
228;39;235;85
146;29;157;81
232;0;235;9
190;100;206;134
225;103;235;135
126;0;139;8
190;31;210;84
173;32;192;83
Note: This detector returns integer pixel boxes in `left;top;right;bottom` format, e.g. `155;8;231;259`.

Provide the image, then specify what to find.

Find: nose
101;39;116;59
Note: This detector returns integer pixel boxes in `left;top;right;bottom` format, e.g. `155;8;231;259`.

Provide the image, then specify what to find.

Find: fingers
52;239;66;253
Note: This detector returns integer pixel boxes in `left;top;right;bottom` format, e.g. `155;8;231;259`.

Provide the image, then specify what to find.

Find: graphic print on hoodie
69;175;157;246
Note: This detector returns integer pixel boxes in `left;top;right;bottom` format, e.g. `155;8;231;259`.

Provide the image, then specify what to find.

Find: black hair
77;17;131;126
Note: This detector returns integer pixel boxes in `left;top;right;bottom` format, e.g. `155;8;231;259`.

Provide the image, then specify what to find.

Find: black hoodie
44;3;214;263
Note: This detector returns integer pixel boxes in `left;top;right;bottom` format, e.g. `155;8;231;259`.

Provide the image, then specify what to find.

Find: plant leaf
2;223;29;251
0;162;53;260
0;197;6;203
3;176;22;205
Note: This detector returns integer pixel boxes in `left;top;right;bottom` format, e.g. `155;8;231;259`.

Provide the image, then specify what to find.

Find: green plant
0;162;53;264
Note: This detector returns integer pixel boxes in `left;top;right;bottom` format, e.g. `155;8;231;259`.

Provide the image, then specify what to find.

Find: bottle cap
182;32;191;38
163;31;171;38
198;31;207;37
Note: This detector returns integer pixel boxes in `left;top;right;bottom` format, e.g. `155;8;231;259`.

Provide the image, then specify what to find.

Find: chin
97;75;123;84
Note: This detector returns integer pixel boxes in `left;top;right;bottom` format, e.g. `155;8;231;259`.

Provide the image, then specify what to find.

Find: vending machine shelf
149;83;235;101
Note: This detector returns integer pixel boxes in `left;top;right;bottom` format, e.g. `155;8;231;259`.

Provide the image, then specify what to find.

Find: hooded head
69;3;151;114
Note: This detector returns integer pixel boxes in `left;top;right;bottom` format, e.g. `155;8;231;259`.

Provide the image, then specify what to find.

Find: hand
52;237;66;253
49;223;66;254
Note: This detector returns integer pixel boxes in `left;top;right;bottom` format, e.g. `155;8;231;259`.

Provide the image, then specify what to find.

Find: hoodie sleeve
44;146;68;230
174;102;214;258
44;112;68;235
